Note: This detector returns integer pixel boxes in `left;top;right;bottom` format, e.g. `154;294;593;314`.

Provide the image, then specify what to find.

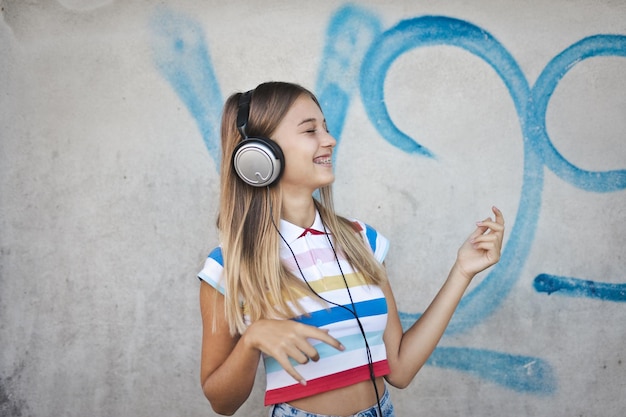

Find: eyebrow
298;117;326;126
297;118;317;126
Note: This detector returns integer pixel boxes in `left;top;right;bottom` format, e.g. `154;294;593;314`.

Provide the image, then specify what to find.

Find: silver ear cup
232;139;283;187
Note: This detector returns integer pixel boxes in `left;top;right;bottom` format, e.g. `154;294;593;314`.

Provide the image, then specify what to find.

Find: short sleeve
351;220;389;264
197;246;226;295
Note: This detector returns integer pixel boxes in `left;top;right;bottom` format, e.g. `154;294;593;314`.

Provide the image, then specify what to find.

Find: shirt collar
279;210;326;245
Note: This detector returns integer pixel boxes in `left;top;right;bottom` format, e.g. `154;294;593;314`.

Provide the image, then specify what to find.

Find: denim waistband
269;387;394;417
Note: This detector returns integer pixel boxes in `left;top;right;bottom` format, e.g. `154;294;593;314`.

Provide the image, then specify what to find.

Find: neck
281;194;316;229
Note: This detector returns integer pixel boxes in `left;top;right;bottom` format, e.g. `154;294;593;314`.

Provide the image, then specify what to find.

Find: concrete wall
1;0;625;416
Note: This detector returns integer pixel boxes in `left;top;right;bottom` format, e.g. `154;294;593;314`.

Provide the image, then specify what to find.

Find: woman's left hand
455;206;505;280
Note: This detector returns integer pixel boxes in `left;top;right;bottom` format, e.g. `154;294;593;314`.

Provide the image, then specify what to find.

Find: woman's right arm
199;281;345;415
199;281;260;415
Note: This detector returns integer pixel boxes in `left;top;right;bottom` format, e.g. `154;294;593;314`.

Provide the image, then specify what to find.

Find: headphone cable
268;209;383;415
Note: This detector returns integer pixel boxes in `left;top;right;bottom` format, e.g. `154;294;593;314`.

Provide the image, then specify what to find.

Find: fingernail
300;380;307;386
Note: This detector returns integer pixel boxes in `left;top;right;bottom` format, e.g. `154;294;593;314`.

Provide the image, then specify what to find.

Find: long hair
217;81;386;335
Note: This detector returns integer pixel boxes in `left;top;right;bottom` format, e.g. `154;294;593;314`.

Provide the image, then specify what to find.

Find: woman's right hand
242;319;345;385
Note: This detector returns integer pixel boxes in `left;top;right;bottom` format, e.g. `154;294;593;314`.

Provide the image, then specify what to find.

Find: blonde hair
217;82;386;335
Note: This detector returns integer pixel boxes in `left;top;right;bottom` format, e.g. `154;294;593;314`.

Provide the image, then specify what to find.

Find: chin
320;175;335;187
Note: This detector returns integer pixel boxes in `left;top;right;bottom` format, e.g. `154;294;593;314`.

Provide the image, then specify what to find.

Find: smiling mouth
314;157;332;165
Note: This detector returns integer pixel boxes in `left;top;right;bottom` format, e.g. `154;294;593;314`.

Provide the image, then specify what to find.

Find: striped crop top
197;211;391;405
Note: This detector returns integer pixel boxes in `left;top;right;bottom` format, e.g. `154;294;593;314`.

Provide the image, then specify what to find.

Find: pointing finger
492;206;504;225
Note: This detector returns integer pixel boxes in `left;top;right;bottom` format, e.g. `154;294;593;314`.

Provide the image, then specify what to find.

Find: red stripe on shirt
264;360;390;406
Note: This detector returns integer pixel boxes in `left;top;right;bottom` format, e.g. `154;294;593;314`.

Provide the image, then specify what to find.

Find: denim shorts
268;388;395;417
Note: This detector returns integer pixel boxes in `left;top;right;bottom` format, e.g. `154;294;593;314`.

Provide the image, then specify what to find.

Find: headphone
232;90;285;187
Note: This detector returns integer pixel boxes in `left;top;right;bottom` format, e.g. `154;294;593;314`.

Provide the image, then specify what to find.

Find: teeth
315;158;331;164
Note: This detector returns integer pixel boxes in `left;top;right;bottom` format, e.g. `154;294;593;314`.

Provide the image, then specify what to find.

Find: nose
322;130;337;148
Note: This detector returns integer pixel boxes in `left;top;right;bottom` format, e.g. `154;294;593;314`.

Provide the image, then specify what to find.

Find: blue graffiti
427;346;557;394
530;34;626;192
359;15;538;336
318;10;555;394
315;5;382;147
150;7;223;167
149;3;625;397
534;274;626;302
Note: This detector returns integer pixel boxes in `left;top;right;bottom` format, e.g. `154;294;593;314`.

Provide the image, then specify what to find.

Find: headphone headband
236;90;253;138
232;89;285;187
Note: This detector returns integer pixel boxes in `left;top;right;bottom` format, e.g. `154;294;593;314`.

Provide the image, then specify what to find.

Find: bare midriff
285;377;387;416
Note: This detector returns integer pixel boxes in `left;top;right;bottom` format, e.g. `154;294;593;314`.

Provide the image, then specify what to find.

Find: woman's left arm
383;206;505;388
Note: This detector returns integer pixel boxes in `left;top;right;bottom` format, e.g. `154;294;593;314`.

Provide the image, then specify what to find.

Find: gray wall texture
1;0;625;416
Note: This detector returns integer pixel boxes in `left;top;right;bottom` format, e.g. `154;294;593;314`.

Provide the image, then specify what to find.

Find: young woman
198;81;504;416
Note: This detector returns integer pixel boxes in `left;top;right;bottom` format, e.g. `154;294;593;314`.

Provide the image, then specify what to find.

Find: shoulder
348;219;390;263
197;246;226;294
